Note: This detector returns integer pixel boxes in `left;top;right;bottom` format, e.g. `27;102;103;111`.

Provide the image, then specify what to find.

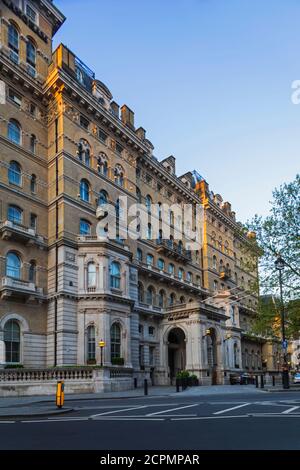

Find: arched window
98;190;108;206
219;259;224;273
158;290;165;308
87;325;96;362
186;271;193;283
80;179;90;202
114;165;124;186
29;260;36;283
157;258;164;271
8;120;21;145
4;320;20;363
178;267;184;280
110;261;121;289
146;286;155;305
87;262;96;287
26;39;36;77
145;195;152;213
138;282;144;302
178;240;183;254
30;134;36;153
30;174;36;193
78;139;91;166
6;252;21;279
97;152;108;176
111;323;121;360
235;272;238;284
169;292;176;306
213;255;217;270
168;263;175;276
158;229;163;242
8;23;19;63
224;240;229;254
180;296;186;304
169;210;174;226
219;237;223;250
80;219;91;236
8;205;22;224
8;161;22;186
213;280;218;291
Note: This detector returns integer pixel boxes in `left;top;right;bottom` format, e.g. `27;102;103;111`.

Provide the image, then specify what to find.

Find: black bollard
134;378;137;389
144;378;148;396
255;375;259;388
272;375;275;387
260;374;264;389
176;378;180;393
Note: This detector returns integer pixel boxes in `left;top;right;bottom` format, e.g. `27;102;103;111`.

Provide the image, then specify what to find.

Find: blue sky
54;0;300;223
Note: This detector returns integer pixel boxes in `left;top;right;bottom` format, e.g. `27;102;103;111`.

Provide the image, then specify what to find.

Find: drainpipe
54;117;59;367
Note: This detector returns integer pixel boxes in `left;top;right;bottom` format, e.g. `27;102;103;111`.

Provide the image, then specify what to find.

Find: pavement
1;390;300;449
0;384;298;418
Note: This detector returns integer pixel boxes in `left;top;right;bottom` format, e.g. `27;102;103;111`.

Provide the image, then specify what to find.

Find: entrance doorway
168;328;186;384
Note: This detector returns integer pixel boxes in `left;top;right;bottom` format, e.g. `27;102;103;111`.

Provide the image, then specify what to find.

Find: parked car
229;372;255;385
293;372;300;384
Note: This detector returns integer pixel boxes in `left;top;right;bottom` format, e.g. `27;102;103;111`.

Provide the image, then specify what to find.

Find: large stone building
0;0;280;389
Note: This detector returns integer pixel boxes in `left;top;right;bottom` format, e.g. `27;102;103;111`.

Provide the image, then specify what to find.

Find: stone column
0;331;5;368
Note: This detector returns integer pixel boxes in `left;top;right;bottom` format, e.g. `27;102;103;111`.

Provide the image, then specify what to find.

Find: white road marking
214;403;250;415
21;417;89;423
0;421;15;424
146;404;198;417
281;406;299;414
91;405;147;418
172;415;249;421
93;417;164;421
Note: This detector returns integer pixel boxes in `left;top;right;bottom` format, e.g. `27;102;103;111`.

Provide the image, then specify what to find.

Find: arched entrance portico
207;328;218;385
168;327;186;384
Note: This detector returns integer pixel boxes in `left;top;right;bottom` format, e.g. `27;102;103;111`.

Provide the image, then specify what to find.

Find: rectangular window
8;89;22;107
80;115;90;130
98;128;107;143
29;103;37;117
30;213;37;230
115;142;123;155
26;4;37;24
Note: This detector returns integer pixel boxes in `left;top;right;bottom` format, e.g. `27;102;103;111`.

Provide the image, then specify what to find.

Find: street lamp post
99;340;105;367
274;254;290;389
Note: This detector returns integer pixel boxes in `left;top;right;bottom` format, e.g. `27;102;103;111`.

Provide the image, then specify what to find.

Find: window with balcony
8;120;21;145
157;258;164;271
80;179;90;202
26;39;36;77
186;271;193;283
8;161;22;186
146;253;154;267
137;248;143;262
8;205;22;225
138;282;144;302
6;252;21;279
158;289;165;308
110;262;121;289
180;296;186;304
169;292;176;306
80;219;91;236
168;263;175;276
4;320;20;364
8;23;19;64
146;286;155;305
178;267;184;280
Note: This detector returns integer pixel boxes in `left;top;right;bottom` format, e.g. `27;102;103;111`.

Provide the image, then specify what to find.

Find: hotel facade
0;0;281;391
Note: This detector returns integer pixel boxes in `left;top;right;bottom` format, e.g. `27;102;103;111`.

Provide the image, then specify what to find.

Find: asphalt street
1;392;300;449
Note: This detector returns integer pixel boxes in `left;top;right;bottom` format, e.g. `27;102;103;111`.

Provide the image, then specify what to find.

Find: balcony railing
156;239;192;262
0;277;43;298
0;220;46;246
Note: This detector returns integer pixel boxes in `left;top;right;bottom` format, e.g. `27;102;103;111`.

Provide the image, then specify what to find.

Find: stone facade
0;0;278;390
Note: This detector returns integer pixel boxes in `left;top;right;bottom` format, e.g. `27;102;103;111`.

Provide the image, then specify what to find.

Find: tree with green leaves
246;174;300;338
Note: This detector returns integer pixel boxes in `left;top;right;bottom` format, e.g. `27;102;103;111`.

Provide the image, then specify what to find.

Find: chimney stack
121;105;135;130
